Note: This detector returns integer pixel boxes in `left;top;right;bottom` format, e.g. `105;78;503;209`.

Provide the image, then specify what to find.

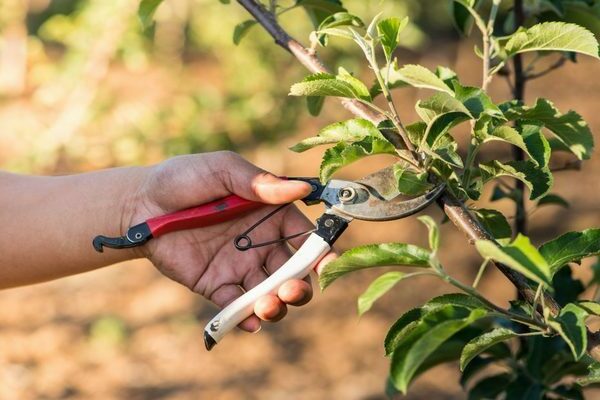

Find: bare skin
0;151;335;332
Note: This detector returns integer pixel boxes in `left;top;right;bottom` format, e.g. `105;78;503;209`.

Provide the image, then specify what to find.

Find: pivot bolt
324;219;334;228
338;187;357;203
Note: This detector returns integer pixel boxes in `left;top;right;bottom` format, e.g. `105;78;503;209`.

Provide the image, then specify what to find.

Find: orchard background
0;0;599;399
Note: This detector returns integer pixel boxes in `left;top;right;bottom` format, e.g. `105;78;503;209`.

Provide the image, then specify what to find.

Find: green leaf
577;301;600;316
298;0;346;28
452;82;504;120
460;328;518;371
319;137;396;182
290;118;382;152
377;17;408;61
336;67;371;101
472;209;512;245
417;216;440;252
475;234;552;287
315;12;364;46
502;98;594;160
393;64;454;94
504;22;600;59
479;160;553;200
468;373;513;400
451;0;482;36
385;307;423;356
418;92;472;123
358;272;406;316
577;361;600;386
460;356;495;388
390;307;488;393
476;122;550;167
306;96;325;116
548;303;589;360
537;193;570;209
138;0;164;29
319;243;432;290
423;293;488;313
539;229;600;273
290;71;371;101
233;20;257;45
393;162;432;196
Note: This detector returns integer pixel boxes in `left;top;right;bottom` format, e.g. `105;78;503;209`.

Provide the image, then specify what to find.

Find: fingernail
252;325;262;334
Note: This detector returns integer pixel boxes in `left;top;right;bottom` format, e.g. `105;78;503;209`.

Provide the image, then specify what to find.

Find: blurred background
0;0;599;399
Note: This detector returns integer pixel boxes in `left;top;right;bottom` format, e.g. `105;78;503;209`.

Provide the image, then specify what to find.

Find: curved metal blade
321;166;445;221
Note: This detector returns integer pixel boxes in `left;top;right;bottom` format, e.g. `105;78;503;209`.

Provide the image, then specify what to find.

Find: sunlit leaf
504;22;600;59
475;234;552;287
548;303;589;360
460;328;518;371
377;17;409;60
577;362;600;386
319;243;432;290
290;71;371;101
319;136;396;182
138;0;164;29
479;160;553;200
423;293;488;313
233;20;257;45
539;228;600;273
472;209;512;245
577;301;600;316
393;162;433;196
290;118;383;152
452;82;504;119
393;64;454;94
358;272;406;316
501;98;594;160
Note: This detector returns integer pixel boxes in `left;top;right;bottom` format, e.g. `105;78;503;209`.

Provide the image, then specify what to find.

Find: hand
126;152;335;332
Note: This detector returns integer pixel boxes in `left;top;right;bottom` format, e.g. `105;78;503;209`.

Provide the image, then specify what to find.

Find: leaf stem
472;258;490;288
482;0;501;90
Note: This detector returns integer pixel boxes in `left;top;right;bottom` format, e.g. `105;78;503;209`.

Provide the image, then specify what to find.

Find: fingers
254;295;287;322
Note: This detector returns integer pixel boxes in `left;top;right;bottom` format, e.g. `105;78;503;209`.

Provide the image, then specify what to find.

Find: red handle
146;195;264;238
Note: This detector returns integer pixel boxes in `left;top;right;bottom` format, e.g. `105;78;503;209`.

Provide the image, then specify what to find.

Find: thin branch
525;55;567;80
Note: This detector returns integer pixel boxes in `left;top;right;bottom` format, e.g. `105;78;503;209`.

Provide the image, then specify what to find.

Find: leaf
504;22;600;59
233;20;257;45
475;234;552;287
423;293;488;313
548;303;589;360
537;193;570;209
289;71;371;101
358;272;406;316
298;0;346;28
451;0;482;35
319;243;432;290
336;67;371;101
138;0;164;29
377;17;409;60
577;361;600;386
460;356;496;388
393;64;454;94
417;216;440;252
479;160;553;200
502;98;594;160
460;328;518;371
290;118;382;152
452;82;504;120
393;162;432;196
577;301;600;316
476;122;550;167
319;137;396;182
539;229;600;273
467;373;513;400
315;12;364;46
553;266;585;307
390;307;488;393
306;96;325;116
385;308;423;356
472;209;512;245
418;92;472;122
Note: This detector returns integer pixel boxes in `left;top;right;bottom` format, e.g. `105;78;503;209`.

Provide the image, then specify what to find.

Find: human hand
125;152;335;332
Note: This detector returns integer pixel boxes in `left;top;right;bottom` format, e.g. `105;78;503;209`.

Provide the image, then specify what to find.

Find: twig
234;0;600;359
526;55;567;80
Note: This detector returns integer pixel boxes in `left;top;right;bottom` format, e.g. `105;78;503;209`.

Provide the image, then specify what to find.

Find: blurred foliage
0;0;454;173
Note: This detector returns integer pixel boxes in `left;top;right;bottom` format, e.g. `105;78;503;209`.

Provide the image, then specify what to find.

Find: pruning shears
92;166;444;350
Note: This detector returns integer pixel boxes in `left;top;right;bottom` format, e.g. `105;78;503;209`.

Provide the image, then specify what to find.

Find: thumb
219;152;312;204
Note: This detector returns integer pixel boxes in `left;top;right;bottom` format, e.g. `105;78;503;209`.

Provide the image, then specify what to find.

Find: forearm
0;167;149;288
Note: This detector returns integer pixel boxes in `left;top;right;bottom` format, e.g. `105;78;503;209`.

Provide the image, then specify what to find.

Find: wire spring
234;204;315;251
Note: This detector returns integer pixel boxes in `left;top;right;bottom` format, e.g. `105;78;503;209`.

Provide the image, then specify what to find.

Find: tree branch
235;0;600;357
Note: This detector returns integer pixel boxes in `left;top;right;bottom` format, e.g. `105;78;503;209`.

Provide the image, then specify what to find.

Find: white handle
204;233;331;350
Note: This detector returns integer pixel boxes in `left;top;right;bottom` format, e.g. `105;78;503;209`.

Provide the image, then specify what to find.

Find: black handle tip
204;331;217;351
92;236;106;253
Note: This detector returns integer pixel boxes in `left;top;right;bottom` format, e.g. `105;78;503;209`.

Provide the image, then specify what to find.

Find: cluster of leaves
285;0;600;397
